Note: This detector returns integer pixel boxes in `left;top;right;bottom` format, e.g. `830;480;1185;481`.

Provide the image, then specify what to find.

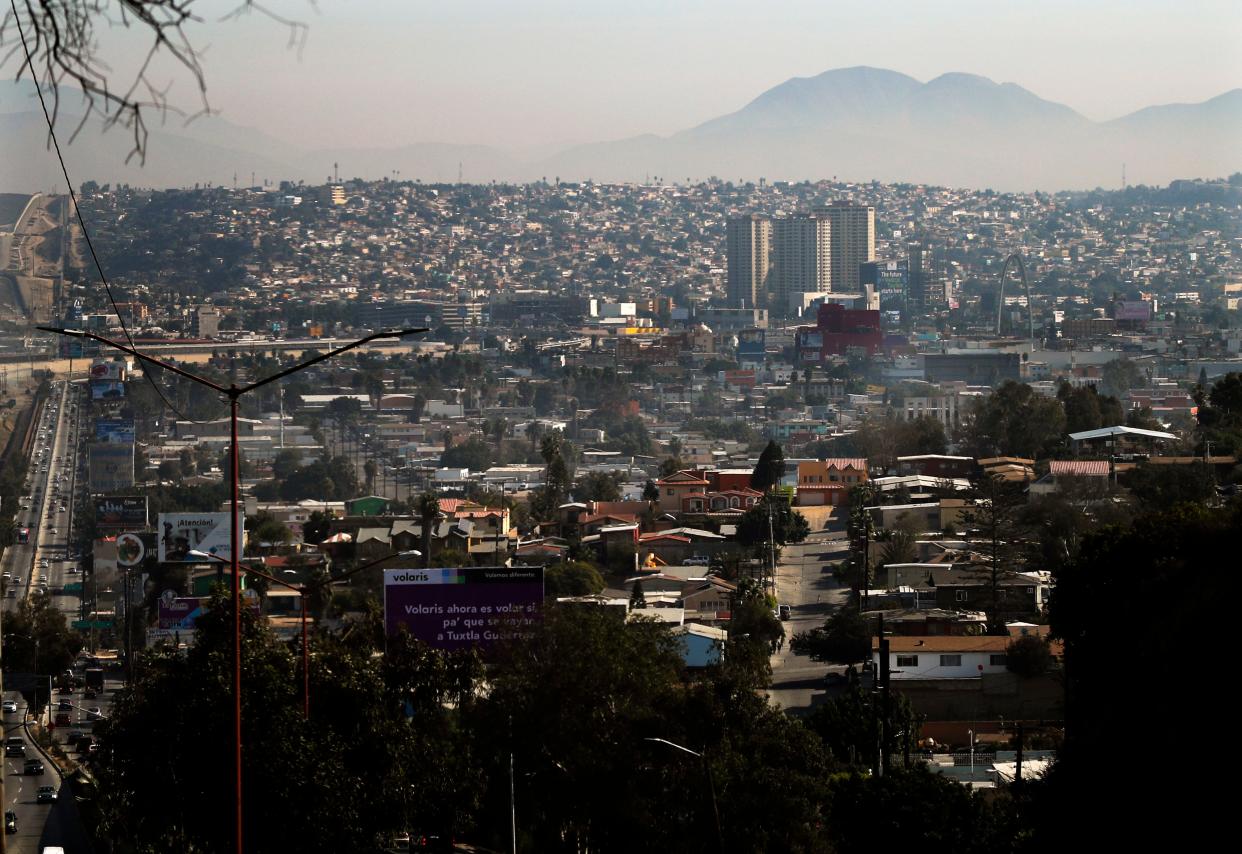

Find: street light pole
644;738;723;853
39;325;427;854
190;548;419;720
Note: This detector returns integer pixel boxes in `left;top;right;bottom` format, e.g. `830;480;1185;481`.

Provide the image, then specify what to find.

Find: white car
1;701;17;714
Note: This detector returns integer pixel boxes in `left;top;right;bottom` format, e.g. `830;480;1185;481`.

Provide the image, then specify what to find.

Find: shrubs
1005;634;1055;677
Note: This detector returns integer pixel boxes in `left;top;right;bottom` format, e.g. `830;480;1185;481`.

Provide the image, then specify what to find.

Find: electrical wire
7;0;229;425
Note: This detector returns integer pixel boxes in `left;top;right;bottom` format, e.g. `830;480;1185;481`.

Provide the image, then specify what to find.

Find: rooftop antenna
458;161;463;185
334;162;339;183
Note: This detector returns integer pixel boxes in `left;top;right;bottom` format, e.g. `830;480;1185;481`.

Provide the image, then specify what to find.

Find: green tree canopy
792;607;871;665
735;498;810;551
573;470;624;503
960;380;1067;458
1004;634;1055;677
1120;461;1216;509
440;436;496;472
544;561;605;598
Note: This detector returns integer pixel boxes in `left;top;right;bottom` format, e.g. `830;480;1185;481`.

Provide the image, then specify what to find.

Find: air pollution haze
1;66;1238;192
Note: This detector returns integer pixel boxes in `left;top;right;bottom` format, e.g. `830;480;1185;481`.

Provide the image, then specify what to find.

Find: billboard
158;512;244;563
157;592;207;630
89;442;134;491
876;262;908;316
1114;300;1152;322
94;496;148;529
736;327;766;362
89;359;126;382
115;532;147;567
90;380;126;401
383;566;544;651
95;418;136;444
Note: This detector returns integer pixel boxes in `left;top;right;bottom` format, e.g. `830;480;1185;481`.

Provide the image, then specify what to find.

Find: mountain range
1;67;1238;192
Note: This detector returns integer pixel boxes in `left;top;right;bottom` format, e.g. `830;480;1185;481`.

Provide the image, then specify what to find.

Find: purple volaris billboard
383;566;544;651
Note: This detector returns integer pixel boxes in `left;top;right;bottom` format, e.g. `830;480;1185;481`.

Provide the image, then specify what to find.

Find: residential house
672;623;728;668
795;458;867;506
896;455;975;480
655;470;711;513
1029;459;1112;496
872;636;1017;680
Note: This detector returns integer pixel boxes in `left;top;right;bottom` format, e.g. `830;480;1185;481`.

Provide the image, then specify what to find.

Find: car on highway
87;707;104;721
36;785;57;803
23;759;44;775
4;810;15;834
57;700;73;712
778;604;792;621
1;700;18;714
5;737;25;757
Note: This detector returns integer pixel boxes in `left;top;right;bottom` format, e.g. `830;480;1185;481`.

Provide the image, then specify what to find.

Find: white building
871;636;1058;680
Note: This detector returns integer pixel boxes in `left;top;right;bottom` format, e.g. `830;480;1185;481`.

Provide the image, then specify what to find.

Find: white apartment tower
770;213;832;316
726;215;772;310
814;202;876;294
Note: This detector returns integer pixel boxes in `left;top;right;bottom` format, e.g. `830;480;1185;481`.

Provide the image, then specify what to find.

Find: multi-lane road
2;378;97;853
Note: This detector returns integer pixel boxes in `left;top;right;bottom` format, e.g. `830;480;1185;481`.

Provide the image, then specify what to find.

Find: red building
796;303;883;362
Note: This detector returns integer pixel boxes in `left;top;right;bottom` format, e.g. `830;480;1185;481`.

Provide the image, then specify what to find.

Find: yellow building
795;458;868;506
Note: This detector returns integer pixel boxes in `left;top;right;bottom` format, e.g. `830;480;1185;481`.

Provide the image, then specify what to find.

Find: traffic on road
2;379;100;853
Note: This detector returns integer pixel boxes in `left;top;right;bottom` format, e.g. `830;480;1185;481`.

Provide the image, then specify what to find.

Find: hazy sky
112;0;1242;150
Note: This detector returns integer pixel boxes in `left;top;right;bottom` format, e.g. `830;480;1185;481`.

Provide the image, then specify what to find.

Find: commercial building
193;306;221;338
771;213;832;317
357;299;483;332
726;215;771;310
815;202;875;294
795;303;883;362
924;352;1021;385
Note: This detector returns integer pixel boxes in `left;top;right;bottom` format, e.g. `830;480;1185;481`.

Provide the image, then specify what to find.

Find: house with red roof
655;470;711;513
1030;459;1113;497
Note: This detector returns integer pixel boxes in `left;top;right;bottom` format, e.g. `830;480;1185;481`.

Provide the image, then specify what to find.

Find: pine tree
629;580;647;610
750;439;785;494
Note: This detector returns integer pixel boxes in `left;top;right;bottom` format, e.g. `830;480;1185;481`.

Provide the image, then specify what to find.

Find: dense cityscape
0;4;1240;854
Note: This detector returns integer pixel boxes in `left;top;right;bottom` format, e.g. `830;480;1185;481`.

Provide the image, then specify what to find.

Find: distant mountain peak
1;67;1237;192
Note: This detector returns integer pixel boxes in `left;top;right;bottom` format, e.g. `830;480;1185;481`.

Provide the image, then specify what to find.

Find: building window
896;654;918;667
990;655;1007;666
667;489;674;496
939;654;962;667
955;590;968;602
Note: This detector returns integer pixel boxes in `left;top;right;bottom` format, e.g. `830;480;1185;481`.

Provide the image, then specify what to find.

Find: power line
8;0;226;424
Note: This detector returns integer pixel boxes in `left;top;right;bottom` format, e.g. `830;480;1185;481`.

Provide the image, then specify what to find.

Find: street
765;528;852;714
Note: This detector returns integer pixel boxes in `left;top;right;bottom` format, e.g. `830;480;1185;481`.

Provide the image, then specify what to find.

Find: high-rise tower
770;213;831;317
726;215;772;310
814;202;875;294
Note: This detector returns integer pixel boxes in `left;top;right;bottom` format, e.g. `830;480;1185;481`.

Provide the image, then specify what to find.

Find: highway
2;379;96;853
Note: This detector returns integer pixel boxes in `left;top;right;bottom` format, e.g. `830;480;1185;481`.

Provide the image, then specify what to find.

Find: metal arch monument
996;252;1035;345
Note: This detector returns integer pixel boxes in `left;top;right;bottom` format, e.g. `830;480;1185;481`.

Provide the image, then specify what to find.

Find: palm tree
417;492;441;569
